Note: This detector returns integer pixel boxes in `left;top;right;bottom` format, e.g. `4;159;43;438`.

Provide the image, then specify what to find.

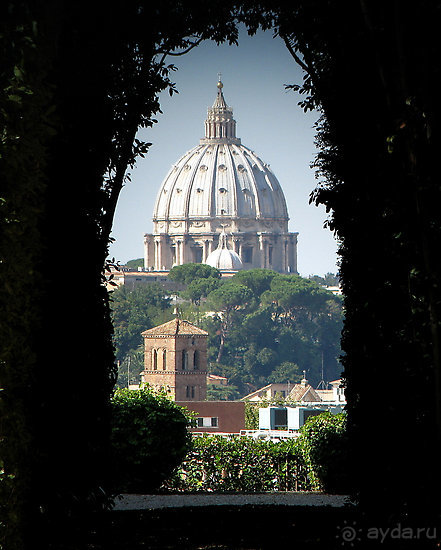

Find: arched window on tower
182;350;188;370
194;350;199;370
152;349;158;371
162;350;167;370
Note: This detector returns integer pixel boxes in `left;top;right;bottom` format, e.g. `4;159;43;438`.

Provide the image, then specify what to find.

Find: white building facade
144;80;298;273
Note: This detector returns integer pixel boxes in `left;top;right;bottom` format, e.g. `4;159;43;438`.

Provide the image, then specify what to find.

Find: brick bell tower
140;318;208;401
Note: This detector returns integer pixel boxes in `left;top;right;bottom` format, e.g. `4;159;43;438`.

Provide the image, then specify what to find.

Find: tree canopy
207;281;254;363
168;263;221;285
195;271;342;393
111;283;172;362
108;270;343;395
124;258;144;269
232;268;279;299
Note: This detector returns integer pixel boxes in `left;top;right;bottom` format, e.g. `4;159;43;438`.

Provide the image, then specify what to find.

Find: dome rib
184;146;204;221
154;149;193;221
224;143;239;220
210;145;219;218
165;153;189;220
232;144;254;218
243;148;263;218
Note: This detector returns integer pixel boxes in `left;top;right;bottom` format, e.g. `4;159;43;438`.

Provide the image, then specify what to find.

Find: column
154;239;160;271
292;233;299;274
259;235;265;268
156;236;166;270
181;237;187;264
179;239;184;265
143;236;150;270
159;235;168;270
203;240;209;263
170;239;177;266
280;238;285;273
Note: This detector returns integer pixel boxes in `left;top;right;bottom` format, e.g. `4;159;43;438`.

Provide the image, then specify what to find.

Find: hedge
164;436;312;492
163;412;348;493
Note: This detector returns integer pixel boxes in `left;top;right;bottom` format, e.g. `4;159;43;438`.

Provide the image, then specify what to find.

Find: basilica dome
153;80;288;229
144;80;298;273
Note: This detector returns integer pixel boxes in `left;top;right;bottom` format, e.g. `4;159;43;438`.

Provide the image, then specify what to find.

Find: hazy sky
109;27;339;277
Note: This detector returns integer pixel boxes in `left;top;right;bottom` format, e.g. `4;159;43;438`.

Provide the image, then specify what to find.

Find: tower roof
141;318;208;337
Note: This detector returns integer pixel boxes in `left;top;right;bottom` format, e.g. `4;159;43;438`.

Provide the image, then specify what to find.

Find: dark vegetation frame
1;1;441;547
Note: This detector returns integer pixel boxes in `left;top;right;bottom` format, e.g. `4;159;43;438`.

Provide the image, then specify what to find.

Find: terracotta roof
288;383;321;402
240;383;292;401
141;318;208;337
240;384;271;401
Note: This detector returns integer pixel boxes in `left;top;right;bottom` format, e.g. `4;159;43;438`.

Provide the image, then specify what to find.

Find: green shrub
244;402;260;429
110;387;193;493
296;412;350;493
164;435;312;492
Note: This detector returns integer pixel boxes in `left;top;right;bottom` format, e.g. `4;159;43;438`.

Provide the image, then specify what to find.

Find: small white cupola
204;227;243;271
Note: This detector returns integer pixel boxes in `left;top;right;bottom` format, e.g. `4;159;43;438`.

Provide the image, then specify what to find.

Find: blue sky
109;27;339;277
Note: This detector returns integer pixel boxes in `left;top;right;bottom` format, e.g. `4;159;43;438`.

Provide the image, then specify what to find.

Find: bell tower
140;318;208;401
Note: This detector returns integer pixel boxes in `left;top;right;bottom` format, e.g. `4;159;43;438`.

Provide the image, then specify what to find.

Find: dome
144;80;298;274
153;84;289;229
205;229;243;271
